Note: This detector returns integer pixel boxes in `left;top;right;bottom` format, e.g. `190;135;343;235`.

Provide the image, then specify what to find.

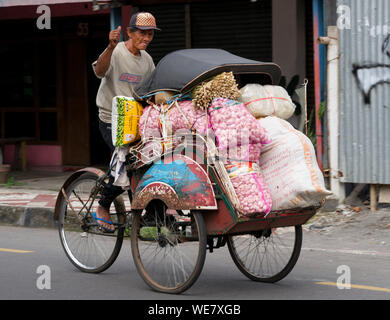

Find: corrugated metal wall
338;0;390;184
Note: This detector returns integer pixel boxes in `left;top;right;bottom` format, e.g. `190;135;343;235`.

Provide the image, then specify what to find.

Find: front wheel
227;225;302;283
58;172;126;273
131;201;207;294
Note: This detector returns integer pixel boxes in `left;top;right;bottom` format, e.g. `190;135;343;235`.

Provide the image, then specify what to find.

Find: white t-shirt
92;42;155;123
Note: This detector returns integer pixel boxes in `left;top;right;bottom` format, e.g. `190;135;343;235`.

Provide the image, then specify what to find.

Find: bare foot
96;205;115;232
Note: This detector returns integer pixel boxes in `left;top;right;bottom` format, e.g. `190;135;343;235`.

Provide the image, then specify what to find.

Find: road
1;224;390;302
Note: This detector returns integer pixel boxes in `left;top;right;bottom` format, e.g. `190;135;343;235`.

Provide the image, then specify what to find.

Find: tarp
134;48;282;98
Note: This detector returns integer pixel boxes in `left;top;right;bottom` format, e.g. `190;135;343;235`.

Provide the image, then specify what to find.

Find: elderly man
92;12;159;232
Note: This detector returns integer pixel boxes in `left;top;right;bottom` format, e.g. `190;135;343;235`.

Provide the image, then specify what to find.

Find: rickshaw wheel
131;201;207;294
227;225;302;283
58;172;125;273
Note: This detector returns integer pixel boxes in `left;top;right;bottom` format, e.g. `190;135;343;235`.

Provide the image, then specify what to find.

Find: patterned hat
129;12;161;31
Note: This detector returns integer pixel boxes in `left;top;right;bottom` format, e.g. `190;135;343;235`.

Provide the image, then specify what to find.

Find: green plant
4;176;23;187
306;101;326;149
307;107;317;149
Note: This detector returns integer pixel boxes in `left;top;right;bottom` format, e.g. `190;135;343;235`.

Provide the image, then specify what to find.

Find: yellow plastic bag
112;96;143;147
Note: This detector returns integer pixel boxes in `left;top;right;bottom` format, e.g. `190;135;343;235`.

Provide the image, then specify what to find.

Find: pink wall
3;145;62;167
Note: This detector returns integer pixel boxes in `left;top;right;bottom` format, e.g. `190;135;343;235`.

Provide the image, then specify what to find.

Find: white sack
239;84;296;119
259;117;331;210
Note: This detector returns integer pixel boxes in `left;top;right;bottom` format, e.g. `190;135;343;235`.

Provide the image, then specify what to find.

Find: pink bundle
208;98;270;150
139;101;208;139
226;162;272;217
139;105;161;138
174;100;207;134
223;143;262;163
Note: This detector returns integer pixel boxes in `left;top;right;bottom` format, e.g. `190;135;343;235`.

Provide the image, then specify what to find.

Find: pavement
0;167;75;228
1;166;390;244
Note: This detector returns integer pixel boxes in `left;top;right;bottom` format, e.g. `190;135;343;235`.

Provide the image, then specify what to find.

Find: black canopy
134;49;282;99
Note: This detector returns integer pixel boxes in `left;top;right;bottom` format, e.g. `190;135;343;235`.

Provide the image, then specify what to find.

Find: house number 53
77;23;89;36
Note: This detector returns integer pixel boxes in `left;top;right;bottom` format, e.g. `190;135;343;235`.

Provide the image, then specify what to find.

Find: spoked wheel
58;172;126;273
131;201;207;294
227;225;302;283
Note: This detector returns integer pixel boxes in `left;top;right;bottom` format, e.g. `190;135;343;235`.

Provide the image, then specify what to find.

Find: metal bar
110;6;122;41
61;188;84;225
312;0;325;171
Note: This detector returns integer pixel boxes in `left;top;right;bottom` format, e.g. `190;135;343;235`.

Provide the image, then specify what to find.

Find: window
0;43;34;108
0;39;59;143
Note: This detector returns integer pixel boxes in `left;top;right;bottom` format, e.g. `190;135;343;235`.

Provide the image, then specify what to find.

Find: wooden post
370;184;377;212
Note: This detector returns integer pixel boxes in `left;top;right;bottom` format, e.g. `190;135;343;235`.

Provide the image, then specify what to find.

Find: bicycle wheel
227;225;302;283
131;201;207;294
58;172;126;273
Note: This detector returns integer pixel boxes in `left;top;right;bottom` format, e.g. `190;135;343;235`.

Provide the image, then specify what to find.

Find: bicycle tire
131;203;207;294
227;225;303;283
58;172;125;273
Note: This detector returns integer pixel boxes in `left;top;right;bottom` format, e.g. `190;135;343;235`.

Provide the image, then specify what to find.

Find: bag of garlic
225;161;272;217
239;84;296;120
208;98;270;151
139;100;208;139
138;100;208;161
258;116;332;210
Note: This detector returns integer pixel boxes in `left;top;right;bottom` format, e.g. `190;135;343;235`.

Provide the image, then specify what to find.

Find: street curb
0;205;57;229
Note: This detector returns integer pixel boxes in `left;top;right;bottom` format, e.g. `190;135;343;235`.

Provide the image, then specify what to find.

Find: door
63;39;90;165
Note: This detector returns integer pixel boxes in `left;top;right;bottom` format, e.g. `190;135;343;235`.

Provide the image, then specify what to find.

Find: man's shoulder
141;50;153;61
112;41;127;56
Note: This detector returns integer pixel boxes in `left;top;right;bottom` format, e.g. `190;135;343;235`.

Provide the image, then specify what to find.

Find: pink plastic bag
208;98;270;150
226;161;272;216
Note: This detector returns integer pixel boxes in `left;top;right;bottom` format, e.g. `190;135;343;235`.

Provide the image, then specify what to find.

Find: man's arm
93;26;121;78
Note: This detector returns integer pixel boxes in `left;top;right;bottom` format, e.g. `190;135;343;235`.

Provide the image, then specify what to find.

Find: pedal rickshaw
54;49;320;294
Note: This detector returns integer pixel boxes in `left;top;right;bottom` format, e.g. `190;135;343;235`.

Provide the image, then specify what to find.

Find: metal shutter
137;4;186;64
190;0;272;62
141;0;272;64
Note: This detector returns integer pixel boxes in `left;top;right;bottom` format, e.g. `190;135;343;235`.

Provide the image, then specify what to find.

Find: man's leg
96;118;123;231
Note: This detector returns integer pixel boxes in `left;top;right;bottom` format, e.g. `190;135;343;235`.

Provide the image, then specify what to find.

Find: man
92;12;159;232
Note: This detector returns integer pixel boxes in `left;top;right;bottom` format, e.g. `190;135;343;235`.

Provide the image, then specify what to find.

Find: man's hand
109;26;121;49
94;26;121;77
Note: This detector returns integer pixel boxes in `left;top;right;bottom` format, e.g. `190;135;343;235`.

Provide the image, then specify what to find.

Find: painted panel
132;154;217;210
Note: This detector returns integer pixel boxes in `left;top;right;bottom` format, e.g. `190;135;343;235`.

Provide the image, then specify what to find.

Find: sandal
91;212;115;234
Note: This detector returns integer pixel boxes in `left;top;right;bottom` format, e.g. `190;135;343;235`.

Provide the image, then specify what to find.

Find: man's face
128;29;154;51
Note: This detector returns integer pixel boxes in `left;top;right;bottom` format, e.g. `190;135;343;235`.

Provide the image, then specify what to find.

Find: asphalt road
1;224;390;302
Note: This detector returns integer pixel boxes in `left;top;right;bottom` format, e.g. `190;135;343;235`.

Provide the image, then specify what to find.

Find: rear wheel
58;172;125;273
131;201;207;294
227;225;302;283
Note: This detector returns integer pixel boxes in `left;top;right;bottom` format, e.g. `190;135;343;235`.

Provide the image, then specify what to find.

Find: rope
174;100;194;132
244;97;290;107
